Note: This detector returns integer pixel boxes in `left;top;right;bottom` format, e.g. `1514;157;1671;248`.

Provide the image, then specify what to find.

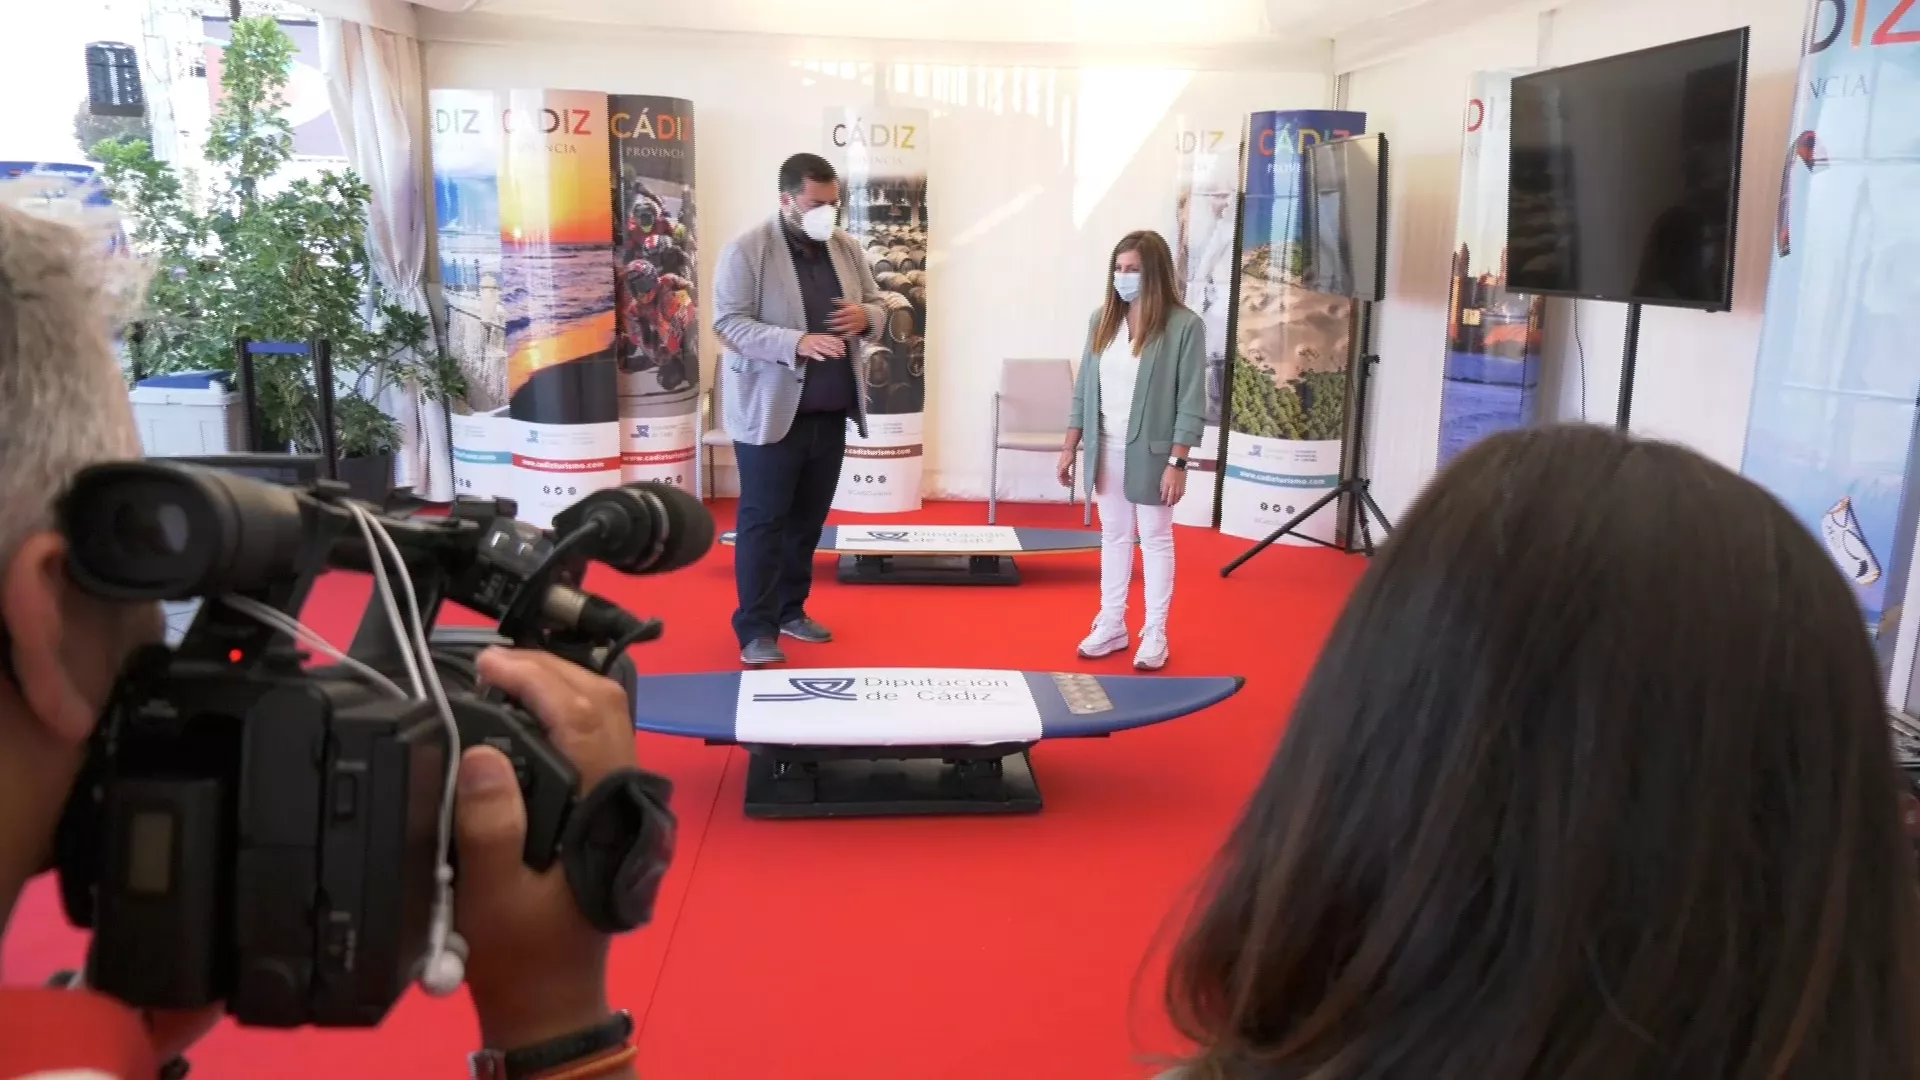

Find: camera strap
560;767;676;934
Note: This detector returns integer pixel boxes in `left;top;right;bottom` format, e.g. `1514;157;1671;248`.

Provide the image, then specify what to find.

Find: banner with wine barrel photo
1170;118;1243;529
1742;9;1920;653
610;95;699;491
1218;109;1367;544
825;106;929;514
1437;72;1545;468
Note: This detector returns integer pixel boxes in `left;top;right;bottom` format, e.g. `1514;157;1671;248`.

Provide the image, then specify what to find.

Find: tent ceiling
412;0;1491;48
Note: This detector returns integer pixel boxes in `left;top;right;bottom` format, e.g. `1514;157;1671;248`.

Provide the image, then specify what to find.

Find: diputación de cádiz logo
751;677;859;703
861;531;911;543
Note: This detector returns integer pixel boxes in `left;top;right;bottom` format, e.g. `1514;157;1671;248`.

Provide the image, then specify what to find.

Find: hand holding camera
44;462;706;1035
455;647;638;1051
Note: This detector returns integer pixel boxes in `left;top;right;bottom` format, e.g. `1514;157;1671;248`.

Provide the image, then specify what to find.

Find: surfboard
631;667;1243;746
719;524;1100;557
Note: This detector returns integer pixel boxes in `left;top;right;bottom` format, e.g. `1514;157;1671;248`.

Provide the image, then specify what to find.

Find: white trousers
1094;444;1176;635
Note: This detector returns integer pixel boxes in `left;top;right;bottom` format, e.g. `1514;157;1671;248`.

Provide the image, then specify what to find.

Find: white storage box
129;373;243;457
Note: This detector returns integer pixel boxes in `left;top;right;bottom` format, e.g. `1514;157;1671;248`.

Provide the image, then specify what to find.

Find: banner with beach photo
1218;109;1367;544
610;95;699;490
498;89;621;529
1170;119;1243;529
430;88;514;502
1437;72;1544;467
825;106;929;514
1742;12;1920;654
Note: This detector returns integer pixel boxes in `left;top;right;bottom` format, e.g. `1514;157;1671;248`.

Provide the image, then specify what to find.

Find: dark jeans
732;410;846;646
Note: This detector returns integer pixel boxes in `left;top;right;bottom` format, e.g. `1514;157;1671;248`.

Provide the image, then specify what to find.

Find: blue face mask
1113;271;1142;302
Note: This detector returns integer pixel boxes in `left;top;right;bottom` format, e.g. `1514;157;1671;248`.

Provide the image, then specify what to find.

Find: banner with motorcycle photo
824;105;929;514
1741;0;1920;661
610;95;699;490
1170;118;1244;529
1218;109;1367;544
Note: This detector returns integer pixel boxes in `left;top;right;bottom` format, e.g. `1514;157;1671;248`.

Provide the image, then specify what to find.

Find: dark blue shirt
785;228;856;415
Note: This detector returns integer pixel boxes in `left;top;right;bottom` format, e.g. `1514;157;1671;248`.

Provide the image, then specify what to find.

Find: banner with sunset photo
499;89;621;528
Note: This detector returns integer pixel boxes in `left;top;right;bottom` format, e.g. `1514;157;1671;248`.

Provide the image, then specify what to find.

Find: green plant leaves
96;16;450;461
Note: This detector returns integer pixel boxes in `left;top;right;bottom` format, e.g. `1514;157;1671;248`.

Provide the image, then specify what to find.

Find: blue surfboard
632;668;1243;746
719;524;1099;557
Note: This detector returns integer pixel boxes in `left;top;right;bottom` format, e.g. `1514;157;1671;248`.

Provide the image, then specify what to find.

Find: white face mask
796;203;838;242
1113;271;1142;302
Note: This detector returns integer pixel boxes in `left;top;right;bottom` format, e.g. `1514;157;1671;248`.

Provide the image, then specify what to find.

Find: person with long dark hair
1164;424;1920;1080
1058;230;1207;670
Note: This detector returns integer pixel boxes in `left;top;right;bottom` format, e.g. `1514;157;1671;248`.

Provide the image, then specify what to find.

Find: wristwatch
1167;456;1189;470
469;1010;634;1080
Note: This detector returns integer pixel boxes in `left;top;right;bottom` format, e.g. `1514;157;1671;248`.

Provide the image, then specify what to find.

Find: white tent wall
417;19;1331;500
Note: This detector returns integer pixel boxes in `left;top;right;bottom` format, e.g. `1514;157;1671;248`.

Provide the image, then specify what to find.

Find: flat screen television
1507;28;1749;311
1300;134;1389;302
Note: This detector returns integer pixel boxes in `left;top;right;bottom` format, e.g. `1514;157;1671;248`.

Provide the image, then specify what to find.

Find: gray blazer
712;213;889;446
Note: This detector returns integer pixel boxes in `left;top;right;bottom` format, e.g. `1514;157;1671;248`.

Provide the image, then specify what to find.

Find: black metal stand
234;339;339;479
835;553;1021;586
738;742;1043;818
1617;301;1642;431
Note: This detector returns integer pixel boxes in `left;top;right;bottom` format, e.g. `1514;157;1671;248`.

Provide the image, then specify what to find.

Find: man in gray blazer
714;153;887;665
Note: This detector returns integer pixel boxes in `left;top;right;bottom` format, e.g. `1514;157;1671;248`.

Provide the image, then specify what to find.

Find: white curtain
320;16;455;502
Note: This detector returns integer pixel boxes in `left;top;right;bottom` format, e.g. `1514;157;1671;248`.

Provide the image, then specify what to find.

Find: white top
1098;320;1138;446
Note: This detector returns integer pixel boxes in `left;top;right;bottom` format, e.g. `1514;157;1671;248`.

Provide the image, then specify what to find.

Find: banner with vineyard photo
1218;109;1367;544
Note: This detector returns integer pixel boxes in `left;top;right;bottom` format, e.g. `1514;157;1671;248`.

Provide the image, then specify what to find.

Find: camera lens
60;461;308;600
111;500;191;560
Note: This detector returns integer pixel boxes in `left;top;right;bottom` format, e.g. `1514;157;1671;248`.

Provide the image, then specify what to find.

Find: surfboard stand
734;741;1043;818
836;554;1022;586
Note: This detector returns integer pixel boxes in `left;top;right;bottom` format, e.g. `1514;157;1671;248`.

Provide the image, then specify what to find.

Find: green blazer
1066;304;1208;506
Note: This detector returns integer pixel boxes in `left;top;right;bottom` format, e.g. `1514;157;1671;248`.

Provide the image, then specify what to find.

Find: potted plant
92;16;460;498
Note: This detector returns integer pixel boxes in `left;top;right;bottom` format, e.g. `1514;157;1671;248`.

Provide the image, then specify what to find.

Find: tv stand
1616;301;1642;431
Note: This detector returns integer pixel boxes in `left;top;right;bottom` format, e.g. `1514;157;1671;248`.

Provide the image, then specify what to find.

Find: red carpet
2;499;1363;1079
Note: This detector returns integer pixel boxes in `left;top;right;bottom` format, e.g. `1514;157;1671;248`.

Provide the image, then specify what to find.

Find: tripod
1222;345;1392;575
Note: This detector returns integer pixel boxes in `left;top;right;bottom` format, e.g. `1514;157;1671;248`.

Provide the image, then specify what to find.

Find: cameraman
0;209;642;1077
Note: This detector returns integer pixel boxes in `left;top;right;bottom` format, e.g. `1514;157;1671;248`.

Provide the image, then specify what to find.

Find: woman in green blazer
1056;230;1207;670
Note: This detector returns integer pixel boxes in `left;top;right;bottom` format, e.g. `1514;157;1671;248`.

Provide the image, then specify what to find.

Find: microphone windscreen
634;482;715;573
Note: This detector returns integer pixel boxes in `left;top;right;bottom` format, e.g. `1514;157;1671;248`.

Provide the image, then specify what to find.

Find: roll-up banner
430;88;513;502
431;89;692;525
1437;72;1544;467
1171;121;1242;529
825;106;929;514
500;89;622;529
1742;9;1920;654
610;96;699;490
1219;110;1367;545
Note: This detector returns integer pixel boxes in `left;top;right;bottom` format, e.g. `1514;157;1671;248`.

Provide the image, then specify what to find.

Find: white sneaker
1077;621;1129;659
1134;629;1169;671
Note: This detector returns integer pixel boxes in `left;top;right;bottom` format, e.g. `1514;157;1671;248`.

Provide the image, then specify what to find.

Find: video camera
35;461;711;1028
